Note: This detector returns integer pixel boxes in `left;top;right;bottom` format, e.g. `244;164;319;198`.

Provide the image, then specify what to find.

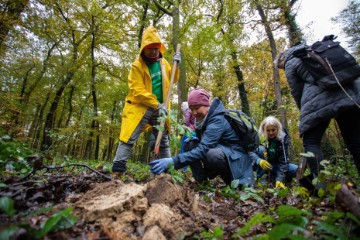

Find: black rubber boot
111;161;127;179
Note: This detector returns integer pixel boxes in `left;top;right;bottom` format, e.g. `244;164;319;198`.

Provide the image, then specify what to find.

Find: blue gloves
184;135;198;143
157;103;168;116
173;52;181;64
149;158;173;175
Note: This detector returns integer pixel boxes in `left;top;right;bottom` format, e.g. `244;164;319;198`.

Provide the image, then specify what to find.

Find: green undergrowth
197;205;360;239
1;135;360;239
0;204;77;240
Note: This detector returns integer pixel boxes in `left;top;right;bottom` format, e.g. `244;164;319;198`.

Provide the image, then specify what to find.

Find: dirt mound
145;174;182;205
71;174;205;239
74;180;146;222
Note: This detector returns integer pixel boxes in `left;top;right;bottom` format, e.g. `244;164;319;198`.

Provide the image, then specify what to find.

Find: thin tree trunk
29;104;41;147
256;5;287;128
85;15;100;160
216;1;250;115
41;81;71;151
65;85;75;127
233;59;250;116
31;93;51;149
153;0;184;114
106;100;119;161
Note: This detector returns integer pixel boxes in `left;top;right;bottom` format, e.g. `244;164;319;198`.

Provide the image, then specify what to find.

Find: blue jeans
303;107;360;175
254;145;297;183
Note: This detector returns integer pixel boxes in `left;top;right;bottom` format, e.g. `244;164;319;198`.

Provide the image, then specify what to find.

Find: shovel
153;44;181;159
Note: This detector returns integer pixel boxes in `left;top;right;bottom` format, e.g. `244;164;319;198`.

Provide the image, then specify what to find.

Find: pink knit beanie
188;88;210;107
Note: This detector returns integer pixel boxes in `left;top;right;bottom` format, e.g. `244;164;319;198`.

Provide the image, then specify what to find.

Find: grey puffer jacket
283;44;360;135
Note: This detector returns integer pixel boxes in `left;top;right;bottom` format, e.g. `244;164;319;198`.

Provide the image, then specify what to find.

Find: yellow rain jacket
119;26;179;143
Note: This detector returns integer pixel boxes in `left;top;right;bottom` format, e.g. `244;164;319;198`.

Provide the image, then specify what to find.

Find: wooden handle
154;44;181;157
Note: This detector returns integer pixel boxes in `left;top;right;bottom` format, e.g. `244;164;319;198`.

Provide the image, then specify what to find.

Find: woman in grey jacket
149;88;254;187
275;45;360;176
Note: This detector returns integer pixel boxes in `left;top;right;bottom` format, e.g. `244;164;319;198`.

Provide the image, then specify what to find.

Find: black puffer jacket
283;44;360;135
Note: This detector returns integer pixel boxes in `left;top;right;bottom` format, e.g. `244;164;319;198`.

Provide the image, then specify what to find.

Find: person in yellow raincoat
112;26;180;175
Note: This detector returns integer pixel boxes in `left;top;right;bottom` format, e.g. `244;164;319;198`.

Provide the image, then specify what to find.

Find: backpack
223;109;260;151
293;35;360;90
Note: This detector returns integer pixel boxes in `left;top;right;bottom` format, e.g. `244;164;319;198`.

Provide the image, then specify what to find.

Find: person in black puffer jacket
274;45;360;176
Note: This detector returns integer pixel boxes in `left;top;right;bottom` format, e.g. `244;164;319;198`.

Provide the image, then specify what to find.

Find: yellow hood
139;26;166;55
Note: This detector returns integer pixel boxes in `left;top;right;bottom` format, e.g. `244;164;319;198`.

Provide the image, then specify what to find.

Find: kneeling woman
249;116;298;188
149;88;254;187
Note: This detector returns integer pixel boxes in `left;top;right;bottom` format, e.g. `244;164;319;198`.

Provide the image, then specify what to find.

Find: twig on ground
45;164;112;180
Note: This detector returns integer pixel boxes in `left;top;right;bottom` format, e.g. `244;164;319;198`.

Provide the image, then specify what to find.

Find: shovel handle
154;44;181;158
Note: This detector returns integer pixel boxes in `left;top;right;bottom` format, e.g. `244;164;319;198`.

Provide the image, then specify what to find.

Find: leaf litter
1;169;360;239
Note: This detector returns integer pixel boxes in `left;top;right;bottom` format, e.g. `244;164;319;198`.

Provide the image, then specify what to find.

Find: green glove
259;159;272;171
276;181;286;189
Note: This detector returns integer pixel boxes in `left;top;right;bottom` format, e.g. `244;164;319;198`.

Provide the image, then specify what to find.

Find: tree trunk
65;85;75;127
153;0;185;114
282;0;303;46
85;15;100;160
216;2;250;115
106;100;119;162
256;5;288;128
171;4;187;115
41;82;70;151
231;53;250;116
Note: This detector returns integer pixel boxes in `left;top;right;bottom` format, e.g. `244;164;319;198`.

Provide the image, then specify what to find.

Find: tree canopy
0;0;357;162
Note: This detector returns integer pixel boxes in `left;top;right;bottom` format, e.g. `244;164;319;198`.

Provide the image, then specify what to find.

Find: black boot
111;162;126;178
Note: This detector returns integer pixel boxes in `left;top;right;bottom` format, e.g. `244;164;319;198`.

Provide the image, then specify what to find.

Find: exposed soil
71;174;228;239
1;169;360;239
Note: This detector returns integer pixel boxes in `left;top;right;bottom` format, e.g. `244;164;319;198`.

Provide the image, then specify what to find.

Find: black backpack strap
307;51;332;75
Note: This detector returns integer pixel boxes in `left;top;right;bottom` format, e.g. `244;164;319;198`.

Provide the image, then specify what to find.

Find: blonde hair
258;116;284;140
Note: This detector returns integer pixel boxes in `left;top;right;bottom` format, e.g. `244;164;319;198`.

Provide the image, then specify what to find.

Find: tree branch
153;0;173;15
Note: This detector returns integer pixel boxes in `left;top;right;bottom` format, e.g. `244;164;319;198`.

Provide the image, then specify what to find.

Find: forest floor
1;166;360;239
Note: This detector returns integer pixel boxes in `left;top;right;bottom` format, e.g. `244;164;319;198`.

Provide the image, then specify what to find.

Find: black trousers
184;139;232;184
303;107;360;175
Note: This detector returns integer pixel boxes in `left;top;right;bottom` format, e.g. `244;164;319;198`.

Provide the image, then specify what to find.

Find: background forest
2;0;360;239
1;0;359;166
